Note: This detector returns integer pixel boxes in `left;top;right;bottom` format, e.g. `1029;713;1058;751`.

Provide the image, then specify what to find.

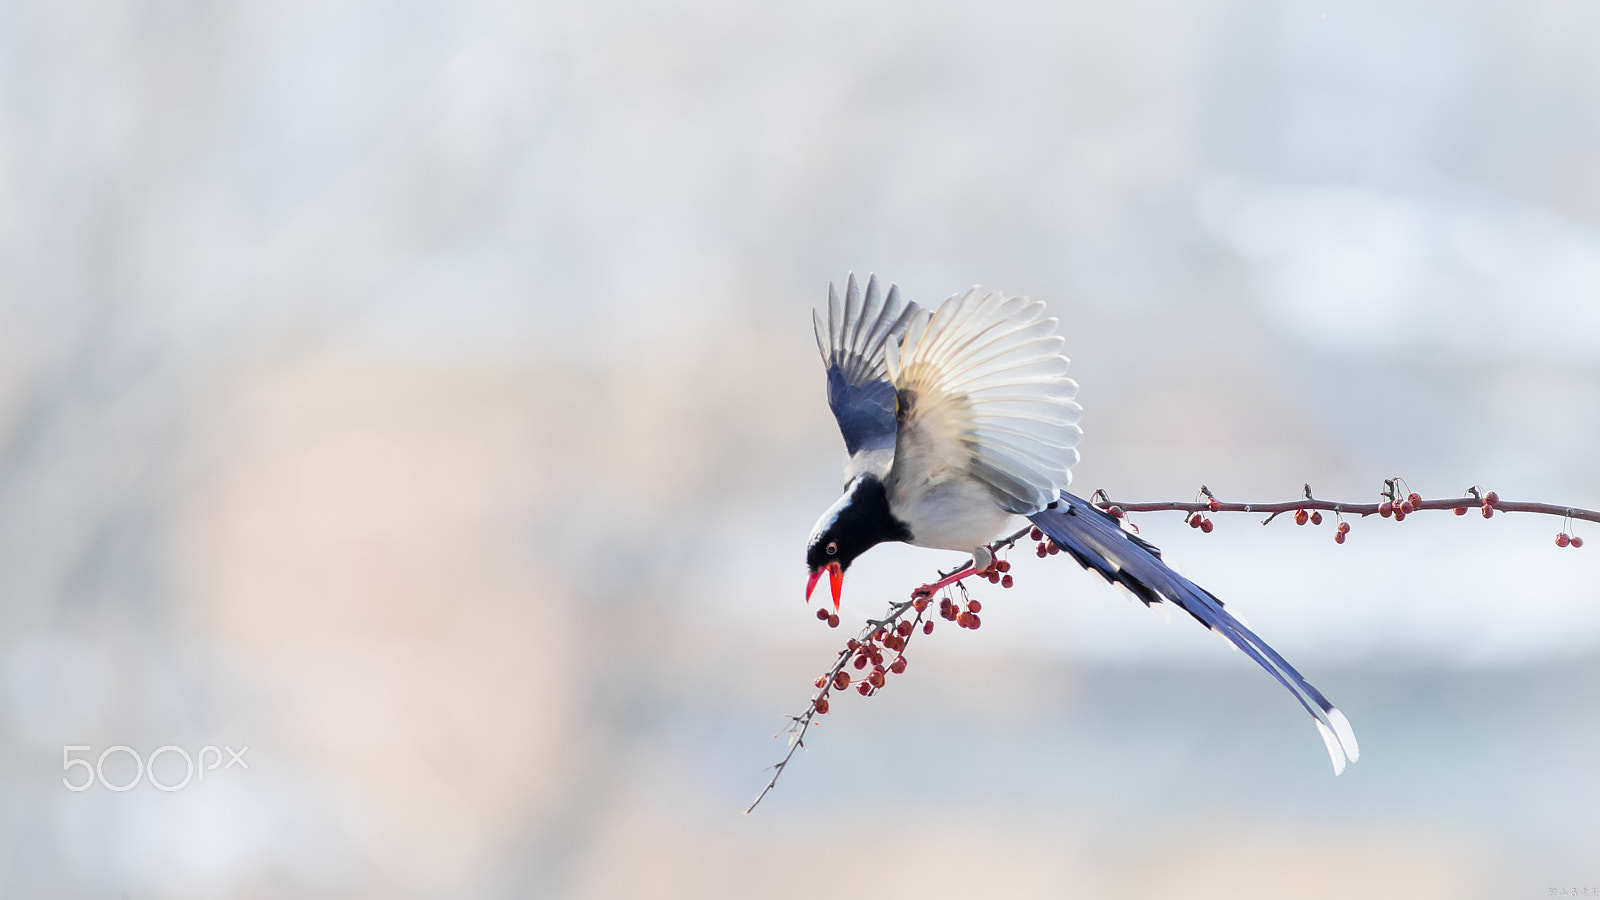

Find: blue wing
1028;492;1360;774
813;274;923;469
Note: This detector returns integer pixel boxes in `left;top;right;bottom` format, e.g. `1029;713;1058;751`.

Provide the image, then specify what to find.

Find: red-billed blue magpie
804;274;1359;774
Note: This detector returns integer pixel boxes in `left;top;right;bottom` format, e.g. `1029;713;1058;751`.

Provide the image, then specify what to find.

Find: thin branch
1091;482;1600;527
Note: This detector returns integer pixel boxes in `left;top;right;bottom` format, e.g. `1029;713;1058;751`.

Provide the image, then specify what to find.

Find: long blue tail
1028;492;1359;774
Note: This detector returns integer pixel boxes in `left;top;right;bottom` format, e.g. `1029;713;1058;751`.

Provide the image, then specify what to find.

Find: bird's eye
826;541;838;556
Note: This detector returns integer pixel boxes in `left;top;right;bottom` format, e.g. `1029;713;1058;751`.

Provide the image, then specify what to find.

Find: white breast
889;470;1025;553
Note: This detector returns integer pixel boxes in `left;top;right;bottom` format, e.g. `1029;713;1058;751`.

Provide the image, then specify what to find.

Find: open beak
805;561;844;611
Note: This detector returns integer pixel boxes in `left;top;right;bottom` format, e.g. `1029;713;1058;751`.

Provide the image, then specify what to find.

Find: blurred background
3;0;1598;896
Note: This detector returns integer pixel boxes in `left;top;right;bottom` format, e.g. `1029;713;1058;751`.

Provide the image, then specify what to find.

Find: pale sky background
2;0;1599;897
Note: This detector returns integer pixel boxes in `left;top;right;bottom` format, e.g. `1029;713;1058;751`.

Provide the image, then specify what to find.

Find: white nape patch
1328;708;1360;763
1315;719;1348;776
807;475;868;548
844;447;894;483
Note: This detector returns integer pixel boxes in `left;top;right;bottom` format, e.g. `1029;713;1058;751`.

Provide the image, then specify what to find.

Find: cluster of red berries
810;614;926;714
1030;525;1061;557
1380;491;1424;521
1186;512;1215;533
978;558;1015;588
807;544;1030;715
1450;490;1499;519
1285;505;1343;542
939;595;983;629
1556;532;1585;548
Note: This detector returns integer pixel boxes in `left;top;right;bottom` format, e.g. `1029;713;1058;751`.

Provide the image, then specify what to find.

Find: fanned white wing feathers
887;287;1083;515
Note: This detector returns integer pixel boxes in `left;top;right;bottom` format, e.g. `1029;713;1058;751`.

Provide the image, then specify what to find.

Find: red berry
854;655;868;670
1208;498;1221;512
1334;531;1346;544
957;611;974;628
1200;518;1213;533
1029;526;1043;541
834;671;851;690
1400;500;1415;515
987;571;1000;584
858;682;871;696
1556;533;1571;547
1379;500;1393;517
1188;512;1203;528
897;620;913;637
1338;522;1350;534
1047;541;1059;555
1408;492;1422;506
997;559;1011;573
1310;511;1323;525
890;657;907;674
1294;509;1308;526
967;614;981;629
1482;504;1493;518
828;614;840;628
1109;505;1125;518
816;608;830;621
1573;536;1585;549
1001;574;1014;588
1454;507;1467;516
1036;544;1048;558
967;600;982;613
923;620;934;635
869;668;886;688
1484;491;1500;507
1393;510;1406;522
815;697;830;714
814;675;827;689
912;597;928;612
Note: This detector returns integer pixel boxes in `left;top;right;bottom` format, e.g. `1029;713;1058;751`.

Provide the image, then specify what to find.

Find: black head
804;475;912;609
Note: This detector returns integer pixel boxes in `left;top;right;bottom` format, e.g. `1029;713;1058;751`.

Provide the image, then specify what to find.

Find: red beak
805;561;844;611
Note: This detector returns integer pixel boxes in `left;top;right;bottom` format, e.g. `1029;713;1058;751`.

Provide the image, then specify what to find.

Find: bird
803;273;1360;775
